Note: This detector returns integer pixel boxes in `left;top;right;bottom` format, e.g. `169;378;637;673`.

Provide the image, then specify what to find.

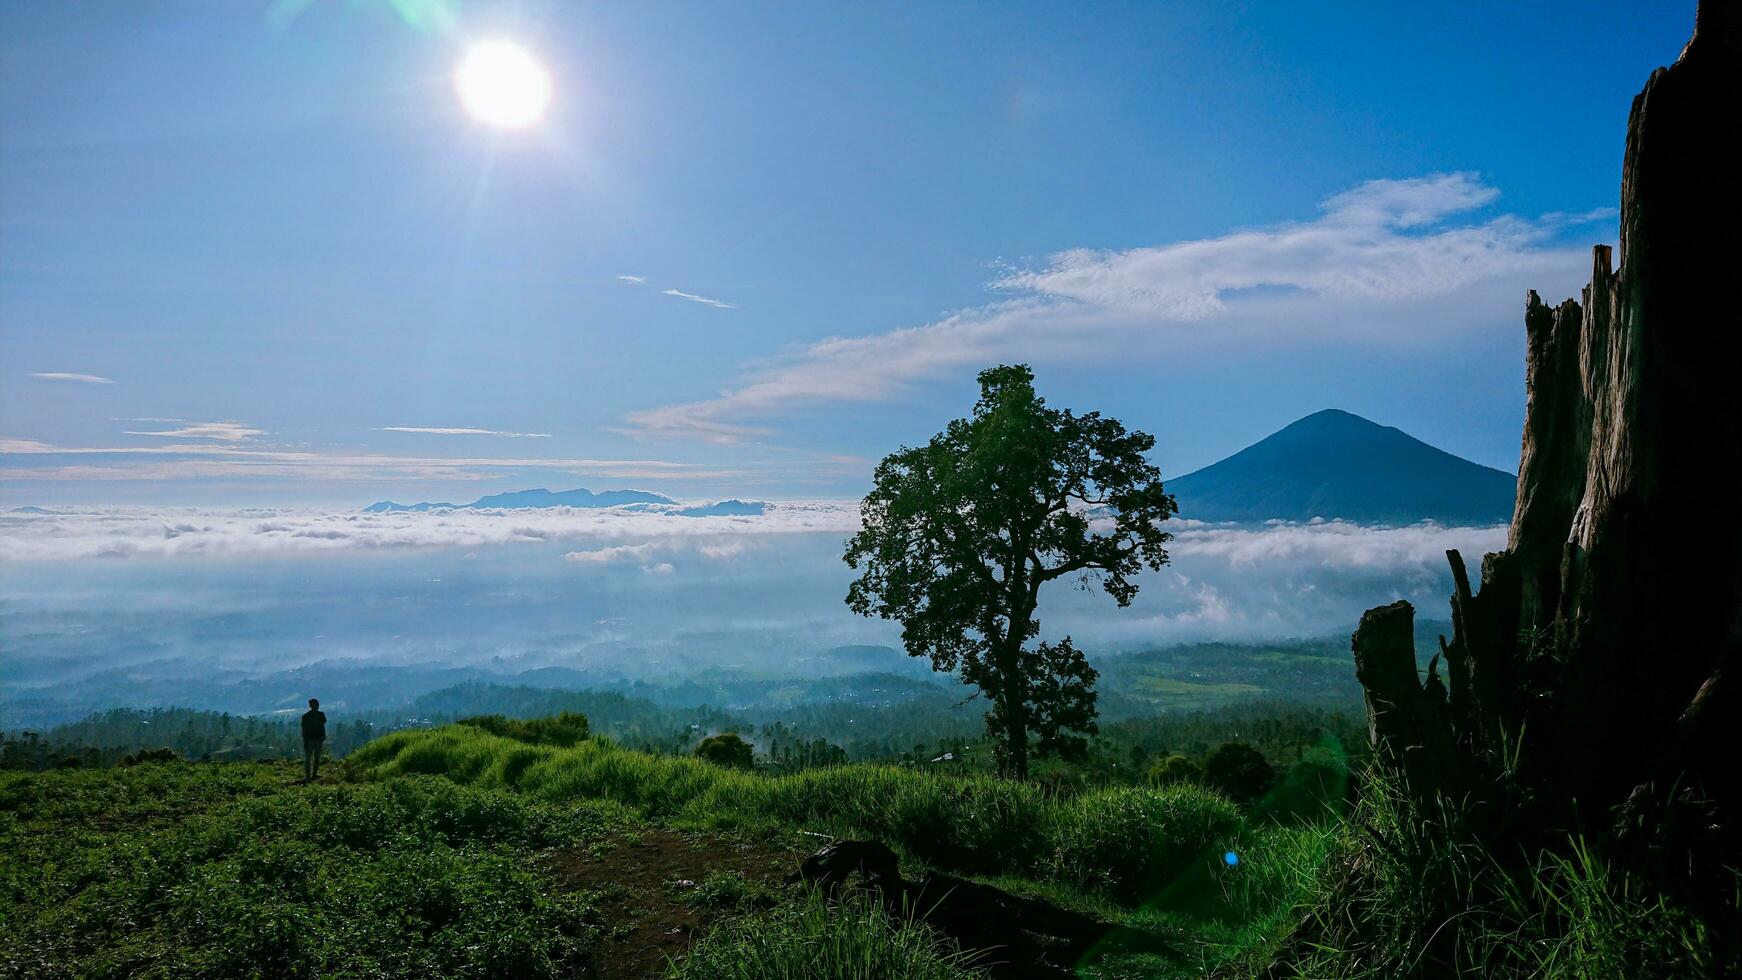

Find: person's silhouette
301;698;327;783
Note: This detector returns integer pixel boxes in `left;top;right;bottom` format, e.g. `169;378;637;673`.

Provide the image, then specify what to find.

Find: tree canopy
844;364;1175;778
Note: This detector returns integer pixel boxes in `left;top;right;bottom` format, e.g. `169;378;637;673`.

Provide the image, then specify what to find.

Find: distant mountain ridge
363;487;676;513
1167;409;1516;525
362;487;767;516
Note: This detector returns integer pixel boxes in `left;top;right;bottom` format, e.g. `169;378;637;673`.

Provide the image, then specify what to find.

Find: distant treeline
3;680;1364;796
1;707;383;770
0;682;976;772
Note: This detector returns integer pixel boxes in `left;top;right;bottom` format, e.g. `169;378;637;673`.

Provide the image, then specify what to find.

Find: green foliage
457;711;591;747
1253;743;1351;823
759;727;849;773
1148;754;1203;787
694;732;755;769
1281;767;1740;979
1;708;381;770
0;762;624;979
1098;698;1367;761
669;894;984;980
1203;742;1275;803
844;363;1175;778
1049;785;1240;904
685;869;782;914
1096;639;1374;709
0;715;1359;980
350;725;1242;902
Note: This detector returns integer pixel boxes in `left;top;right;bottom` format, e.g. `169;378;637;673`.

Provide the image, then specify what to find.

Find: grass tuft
668;894;985;980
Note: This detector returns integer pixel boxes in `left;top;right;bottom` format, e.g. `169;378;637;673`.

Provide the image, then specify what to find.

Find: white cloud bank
1167;519;1505;569
625;173;1607;443
0;510;1507;653
1;499;1504;576
0;501;859;562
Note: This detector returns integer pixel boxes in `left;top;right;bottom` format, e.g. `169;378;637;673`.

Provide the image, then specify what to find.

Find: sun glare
455;40;551;129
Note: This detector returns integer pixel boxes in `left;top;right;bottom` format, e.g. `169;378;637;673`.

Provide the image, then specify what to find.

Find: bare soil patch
547;828;804;979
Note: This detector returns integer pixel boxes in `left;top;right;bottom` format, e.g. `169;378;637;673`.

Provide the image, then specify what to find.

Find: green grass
685;869;784;915
1275;770;1740;979
0;761;631;979
1134;677;1266;700
669;894;985;980
0;727;1343;979
348;726;1243;904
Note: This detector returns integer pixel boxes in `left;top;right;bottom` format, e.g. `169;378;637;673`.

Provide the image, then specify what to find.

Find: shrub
1204;743;1274;803
119;747;179;767
1255;744;1349;823
694;733;755;769
1050;784;1240;903
1148;753;1203;787
349;726;1246;902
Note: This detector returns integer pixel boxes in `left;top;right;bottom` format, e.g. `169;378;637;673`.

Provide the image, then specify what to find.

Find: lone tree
845;364;1175;779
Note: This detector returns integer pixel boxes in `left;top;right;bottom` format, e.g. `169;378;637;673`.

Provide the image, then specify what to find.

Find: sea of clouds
0;502;1505;571
0;501;859;563
0;504;1507;716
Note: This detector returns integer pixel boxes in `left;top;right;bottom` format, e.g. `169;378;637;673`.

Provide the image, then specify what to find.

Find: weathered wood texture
1354;0;1741;892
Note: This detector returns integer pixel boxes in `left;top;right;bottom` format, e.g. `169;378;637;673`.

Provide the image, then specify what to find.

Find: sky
0;0;1695;506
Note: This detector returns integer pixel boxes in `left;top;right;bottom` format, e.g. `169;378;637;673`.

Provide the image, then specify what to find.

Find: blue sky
0;0;1692;505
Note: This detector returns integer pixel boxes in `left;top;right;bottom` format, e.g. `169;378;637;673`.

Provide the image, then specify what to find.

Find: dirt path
546;828;805;979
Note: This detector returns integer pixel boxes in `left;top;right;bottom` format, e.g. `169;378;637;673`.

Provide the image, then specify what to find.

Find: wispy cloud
616;274;647;284
0;438;55;453
124;421;263;441
624;173;1607;442
563;541;664;563
376;427;552;438
663;288;736;310
0;437;742;484
30;372;114;384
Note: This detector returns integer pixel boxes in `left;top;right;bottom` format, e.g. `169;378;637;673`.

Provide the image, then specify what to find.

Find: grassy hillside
0;762;624;979
7;717;1723;977
1;725;1340;978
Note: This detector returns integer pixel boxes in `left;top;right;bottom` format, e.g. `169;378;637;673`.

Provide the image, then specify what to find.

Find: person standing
301;698;327;783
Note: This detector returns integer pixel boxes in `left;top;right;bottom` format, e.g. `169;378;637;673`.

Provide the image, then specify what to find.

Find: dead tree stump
1348;0;1742;913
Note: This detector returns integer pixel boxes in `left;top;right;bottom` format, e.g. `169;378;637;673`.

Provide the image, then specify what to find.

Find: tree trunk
1001;602;1036;781
1003;656;1031;780
1352;0;1741;907
1006;707;1030;781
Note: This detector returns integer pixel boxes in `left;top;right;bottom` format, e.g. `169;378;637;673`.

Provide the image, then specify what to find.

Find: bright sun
455;40;551;129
